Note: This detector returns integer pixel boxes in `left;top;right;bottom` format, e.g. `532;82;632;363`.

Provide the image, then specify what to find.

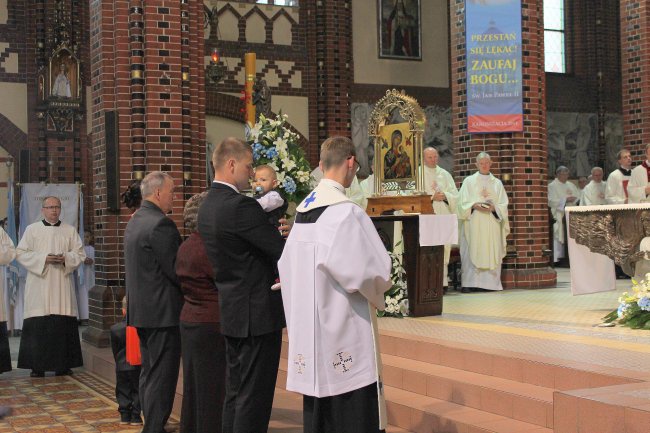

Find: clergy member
0;227;14;374
606;148;632;204
580;167;606;206
422;146;458;288
548;166;579;264
278;136;391;433
628;144;650;203
16;196;85;377
457;152;510;291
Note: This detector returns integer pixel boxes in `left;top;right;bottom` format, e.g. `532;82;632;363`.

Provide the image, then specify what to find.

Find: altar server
16;196;85;377
606;148;632;204
0;227;14;373
628;144;650;203
422;146;458;288
548;166;580;263
458;152;510;291
279;136;391;433
580;167;606;206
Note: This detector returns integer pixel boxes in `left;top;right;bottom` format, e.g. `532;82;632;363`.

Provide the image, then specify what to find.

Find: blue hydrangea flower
251;142;263;161
283;176;297;194
617;302;629;318
638;297;650;311
265;146;278;159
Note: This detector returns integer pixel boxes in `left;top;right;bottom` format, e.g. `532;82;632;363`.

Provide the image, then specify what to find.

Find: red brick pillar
450;0;556;288
305;0;353;162
620;0;650;160
83;0;205;347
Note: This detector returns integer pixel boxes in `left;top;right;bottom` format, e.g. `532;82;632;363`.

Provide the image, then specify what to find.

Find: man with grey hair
628;144;650;203
548;166;580;264
606;148;632;204
580;167;606;206
124;171;182;433
457;152;510;291
16;196;86;377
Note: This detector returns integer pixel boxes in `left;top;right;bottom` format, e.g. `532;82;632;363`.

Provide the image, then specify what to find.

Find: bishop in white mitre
628;144;650;203
457;152;510;291
606;149;632;204
16;196;86;377
548;166;580;263
0;227;15;374
279;137;391;433
422;147;458;288
580;167;606;206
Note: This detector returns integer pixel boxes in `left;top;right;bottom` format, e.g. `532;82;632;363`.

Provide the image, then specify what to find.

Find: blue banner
466;0;523;133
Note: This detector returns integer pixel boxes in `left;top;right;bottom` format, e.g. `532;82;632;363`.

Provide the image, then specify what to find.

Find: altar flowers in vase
603;275;650;329
378;248;409;318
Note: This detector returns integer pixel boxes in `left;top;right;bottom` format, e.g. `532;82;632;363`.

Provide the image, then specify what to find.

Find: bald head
423;147;439;168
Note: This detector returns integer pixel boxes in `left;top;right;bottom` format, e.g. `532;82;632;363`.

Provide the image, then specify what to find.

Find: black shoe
130;414;143;425
120;413;131;424
461;287;471;293
30;370;44;378
55;369;73;376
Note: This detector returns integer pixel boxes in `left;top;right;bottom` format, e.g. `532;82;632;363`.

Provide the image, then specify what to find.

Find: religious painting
49;49;79;99
378;0;421;60
378;122;415;183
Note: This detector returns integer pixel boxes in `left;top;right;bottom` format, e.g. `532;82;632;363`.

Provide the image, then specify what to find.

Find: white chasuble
605;169;630;205
548;179;580;260
16;221;85;320
0;228;15;322
457;172;510;291
628;163;650;203
279;179;391;405
580;181;606;206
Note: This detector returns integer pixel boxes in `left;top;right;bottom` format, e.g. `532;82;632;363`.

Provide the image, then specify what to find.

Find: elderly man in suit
198;137;286;433
124;171;182;433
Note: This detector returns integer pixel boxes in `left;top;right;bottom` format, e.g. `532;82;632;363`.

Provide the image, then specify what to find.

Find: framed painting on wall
378;0;421;60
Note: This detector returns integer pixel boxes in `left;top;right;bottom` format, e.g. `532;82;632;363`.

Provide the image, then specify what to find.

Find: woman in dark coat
177;191;226;433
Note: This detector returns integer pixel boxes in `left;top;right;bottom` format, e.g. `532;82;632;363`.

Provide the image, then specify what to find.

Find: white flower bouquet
378;247;409;318
603;274;650;329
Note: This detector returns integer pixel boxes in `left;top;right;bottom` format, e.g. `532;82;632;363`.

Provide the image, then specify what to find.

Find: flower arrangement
378;247;409;318
603;275;650;329
247;113;313;203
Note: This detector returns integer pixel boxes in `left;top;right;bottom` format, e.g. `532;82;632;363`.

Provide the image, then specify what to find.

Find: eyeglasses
347;156;361;173
42;206;61;210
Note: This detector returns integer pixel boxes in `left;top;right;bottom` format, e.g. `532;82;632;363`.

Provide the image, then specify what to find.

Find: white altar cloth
418;214;458;247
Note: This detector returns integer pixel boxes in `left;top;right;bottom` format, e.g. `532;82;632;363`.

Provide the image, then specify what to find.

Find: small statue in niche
253;78;272;121
51;63;71;98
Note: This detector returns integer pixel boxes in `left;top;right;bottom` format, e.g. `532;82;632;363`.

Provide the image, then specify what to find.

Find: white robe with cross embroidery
16;221;85;320
279;179;391;400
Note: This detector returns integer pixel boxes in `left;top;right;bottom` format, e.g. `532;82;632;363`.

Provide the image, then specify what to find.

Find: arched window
544;0;566;73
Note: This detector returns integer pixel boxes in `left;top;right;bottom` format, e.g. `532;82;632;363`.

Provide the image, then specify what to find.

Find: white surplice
423;165;459;286
76;244;95;321
605;168;631;204
548;179;580;260
16;221;85;320
457;172;510;291
628;163;650;203
580;181;606;206
279;179;391;402
0;228;15;322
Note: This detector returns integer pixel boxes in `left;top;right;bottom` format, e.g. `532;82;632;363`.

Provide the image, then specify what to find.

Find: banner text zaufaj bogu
466;0;523;133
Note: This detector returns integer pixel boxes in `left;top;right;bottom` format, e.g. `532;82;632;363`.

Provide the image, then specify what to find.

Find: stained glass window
544;0;566;73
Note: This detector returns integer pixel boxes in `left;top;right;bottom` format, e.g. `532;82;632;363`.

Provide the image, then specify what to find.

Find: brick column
84;0;205;347
450;0;556;288
620;0;650;160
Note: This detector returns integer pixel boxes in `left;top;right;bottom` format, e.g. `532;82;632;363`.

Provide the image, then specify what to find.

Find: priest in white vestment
628;144;650;203
422;147;458;288
16;196;85;377
457;152;510;291
580;167;606;206
0;228;15;374
606;149;632;204
312;166;367;208
279;136;391;433
548;166;580;263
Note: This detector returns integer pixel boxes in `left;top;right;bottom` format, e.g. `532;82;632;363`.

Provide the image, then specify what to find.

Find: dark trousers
180;321;226;433
222;330;282;433
137;326;181;433
116;368;141;417
304;382;385;433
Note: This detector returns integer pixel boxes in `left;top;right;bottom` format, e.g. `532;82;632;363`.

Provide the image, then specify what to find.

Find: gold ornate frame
368;89;426;196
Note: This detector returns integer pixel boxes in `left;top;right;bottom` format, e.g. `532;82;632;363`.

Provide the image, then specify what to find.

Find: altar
566;203;650;294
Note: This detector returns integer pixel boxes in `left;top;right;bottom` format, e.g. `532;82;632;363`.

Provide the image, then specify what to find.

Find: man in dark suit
124;171;182;433
198;137;286;433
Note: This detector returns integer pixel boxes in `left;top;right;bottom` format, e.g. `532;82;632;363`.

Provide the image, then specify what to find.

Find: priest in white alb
606;148;632;204
580;167;606;206
548;166;580;263
422;147;458;288
279;136;391;433
457;152;509;291
16;196;85;377
0;227;15;374
628;144;650;203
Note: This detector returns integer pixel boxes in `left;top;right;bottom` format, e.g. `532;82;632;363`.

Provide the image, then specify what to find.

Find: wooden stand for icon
366;195;434;217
